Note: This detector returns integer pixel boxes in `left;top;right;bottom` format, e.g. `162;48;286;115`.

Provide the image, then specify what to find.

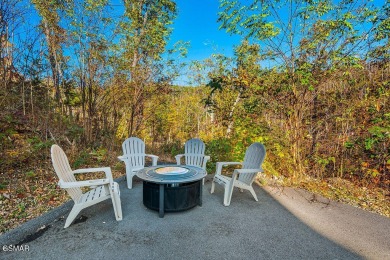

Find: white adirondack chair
175;138;210;184
118;137;158;189
211;142;266;206
51;145;122;228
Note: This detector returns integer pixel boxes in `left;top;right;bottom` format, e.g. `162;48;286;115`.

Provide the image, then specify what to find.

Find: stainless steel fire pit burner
137;165;206;217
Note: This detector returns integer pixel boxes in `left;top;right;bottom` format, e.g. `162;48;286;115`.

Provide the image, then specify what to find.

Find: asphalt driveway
1;176;389;260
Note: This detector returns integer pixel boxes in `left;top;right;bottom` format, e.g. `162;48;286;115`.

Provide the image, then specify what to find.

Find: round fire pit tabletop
136;165;206;184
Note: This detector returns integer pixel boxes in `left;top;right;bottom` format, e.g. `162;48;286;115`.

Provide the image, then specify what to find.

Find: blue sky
168;0;241;84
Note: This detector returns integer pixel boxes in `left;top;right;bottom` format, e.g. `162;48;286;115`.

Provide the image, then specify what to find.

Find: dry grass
260;172;390;218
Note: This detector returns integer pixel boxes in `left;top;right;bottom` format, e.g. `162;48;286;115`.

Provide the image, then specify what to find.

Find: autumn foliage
0;0;389;233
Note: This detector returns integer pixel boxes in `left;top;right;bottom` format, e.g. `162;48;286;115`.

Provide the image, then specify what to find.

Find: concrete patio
1;175;390;260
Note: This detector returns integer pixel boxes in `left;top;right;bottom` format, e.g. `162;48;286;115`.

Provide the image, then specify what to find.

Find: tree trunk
226;87;243;136
42;20;62;105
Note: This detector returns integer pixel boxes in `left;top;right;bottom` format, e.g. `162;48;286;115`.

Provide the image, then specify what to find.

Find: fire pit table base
143;180;203;217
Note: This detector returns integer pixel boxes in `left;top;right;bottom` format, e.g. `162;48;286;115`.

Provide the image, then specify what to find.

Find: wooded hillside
1;0;389;233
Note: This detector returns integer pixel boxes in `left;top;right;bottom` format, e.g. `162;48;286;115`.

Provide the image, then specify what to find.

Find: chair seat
78;186;109;205
214;174;251;190
131;166;144;172
213;174;230;186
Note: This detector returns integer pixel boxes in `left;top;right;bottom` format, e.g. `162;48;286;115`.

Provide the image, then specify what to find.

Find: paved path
1;177;389;260
263;186;390;259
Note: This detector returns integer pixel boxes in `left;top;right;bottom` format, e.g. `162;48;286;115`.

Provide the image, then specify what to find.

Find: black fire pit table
136;165;206;217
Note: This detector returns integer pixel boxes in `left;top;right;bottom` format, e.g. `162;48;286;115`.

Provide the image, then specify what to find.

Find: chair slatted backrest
51;145;82;202
239;143;266;185
184;138;206;168
122;137;146;168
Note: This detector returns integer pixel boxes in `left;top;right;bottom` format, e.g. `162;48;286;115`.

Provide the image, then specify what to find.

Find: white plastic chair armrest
175;154;184;165
72;167;113;181
235;168;263;175
72;167;110;174
117;155;127;162
146;154;159;166
215;162;242;175
217;162;242;166
58;178;110;188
